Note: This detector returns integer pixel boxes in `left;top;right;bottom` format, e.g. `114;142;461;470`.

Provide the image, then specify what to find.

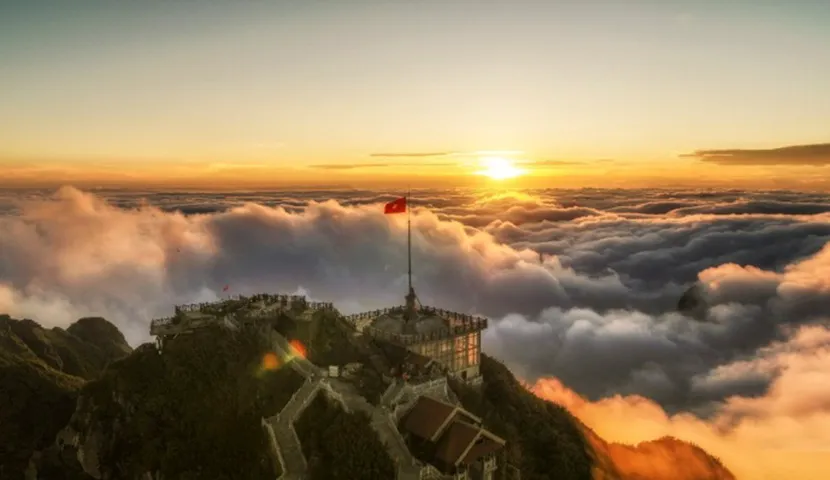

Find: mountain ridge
0;311;735;480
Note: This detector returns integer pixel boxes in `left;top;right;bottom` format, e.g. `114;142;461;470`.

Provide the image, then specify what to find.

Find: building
357;305;486;382
401;396;504;480
342;276;486;383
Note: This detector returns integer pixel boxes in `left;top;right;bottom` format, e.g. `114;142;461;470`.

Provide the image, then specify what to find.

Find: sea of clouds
1;185;829;479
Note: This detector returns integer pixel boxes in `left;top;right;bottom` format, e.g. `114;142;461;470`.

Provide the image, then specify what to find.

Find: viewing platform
342;304;487;383
149;293;335;339
342;306;487;344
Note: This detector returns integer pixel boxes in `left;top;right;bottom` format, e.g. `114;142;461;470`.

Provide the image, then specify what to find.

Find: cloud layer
1;185;829;478
683;143;830;166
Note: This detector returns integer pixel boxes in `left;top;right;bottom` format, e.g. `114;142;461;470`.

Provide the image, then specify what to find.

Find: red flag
222;285;229;292
384;197;407;214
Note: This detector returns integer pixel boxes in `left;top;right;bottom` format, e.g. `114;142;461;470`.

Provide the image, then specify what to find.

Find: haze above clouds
1;186;829;479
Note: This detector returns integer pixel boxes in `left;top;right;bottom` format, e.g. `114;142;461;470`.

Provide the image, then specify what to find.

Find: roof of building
401;396;483;440
434;421;481;465
401;395;504;468
459;432;505;465
402;396;457;440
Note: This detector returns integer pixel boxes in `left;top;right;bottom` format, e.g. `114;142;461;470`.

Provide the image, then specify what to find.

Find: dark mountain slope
2;312;735;480
450;355;600;480
37;326;305;479
296;395;396;480
451;355;735;480
0;314;131;478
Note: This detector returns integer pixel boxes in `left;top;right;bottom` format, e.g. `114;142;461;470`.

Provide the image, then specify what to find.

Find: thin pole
407;186;412;293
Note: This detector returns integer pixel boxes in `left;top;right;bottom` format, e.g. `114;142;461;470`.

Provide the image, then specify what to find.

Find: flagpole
404;186;416;322
407;186;412;294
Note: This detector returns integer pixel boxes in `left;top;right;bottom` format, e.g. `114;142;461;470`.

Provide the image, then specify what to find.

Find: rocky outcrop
48;395;105;478
677;282;710;321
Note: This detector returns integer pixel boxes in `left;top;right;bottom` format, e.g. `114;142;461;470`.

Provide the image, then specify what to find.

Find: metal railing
342;306;488;340
361;320;487;346
150;293;336;334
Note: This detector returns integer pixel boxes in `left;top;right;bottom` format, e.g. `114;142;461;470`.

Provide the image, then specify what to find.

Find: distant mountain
677;283;709;321
586;428;734;480
1;310;735;480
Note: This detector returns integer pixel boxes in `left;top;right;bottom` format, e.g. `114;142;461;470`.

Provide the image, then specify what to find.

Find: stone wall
260;418;284;477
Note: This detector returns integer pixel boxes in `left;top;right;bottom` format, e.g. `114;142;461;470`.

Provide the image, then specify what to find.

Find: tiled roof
436;421;506;466
401;395;505;468
434;421;481;465
402;396;457;440
460;435;505;465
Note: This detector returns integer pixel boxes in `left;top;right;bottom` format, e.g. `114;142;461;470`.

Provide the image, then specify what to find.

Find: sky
1;0;830;189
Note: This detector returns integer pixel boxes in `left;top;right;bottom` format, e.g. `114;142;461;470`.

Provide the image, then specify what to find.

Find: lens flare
289;339;307;358
261;352;280;371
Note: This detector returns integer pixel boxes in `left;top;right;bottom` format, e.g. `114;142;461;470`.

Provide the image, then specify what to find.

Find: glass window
467;333;479;365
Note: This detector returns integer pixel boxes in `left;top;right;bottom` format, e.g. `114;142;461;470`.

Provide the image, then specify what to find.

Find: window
467;333;479;365
453;334;470;370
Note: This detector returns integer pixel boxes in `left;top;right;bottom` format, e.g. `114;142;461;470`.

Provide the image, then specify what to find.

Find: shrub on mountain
450;354;594;480
296;395;395;480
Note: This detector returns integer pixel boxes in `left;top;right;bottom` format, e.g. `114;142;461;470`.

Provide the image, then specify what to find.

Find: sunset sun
476;157;525;180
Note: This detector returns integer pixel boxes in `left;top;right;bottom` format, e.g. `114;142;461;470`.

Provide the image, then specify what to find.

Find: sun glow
476;156;525;180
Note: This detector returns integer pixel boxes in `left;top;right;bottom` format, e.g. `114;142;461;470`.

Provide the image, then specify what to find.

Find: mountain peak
2;304;734;480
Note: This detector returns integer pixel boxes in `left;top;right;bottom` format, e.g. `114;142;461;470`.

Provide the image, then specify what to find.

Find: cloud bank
683;143;830;166
1;186;829;479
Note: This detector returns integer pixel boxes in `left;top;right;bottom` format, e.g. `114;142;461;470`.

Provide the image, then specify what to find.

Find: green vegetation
305;313;363;366
0;357;81;478
0;314;130;479
351;364;387;405
295;395;395;480
83;326;304;479
449;354;594;480
304;314;388;403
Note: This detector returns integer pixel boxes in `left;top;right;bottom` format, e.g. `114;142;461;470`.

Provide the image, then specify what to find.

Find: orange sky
2;2;829;190
2;155;827;191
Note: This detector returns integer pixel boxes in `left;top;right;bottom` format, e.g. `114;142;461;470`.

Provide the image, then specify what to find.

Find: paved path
271;331;324;378
265;328;325;480
381;379;407;407
267;378;323;480
329;378;422;479
264;324;422;480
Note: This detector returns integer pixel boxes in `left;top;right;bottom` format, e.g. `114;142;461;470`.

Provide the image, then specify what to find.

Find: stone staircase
381;379;407;407
263;327;327;480
330;379;422;479
267;378;323;480
270;332;322;378
264;328;423;480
